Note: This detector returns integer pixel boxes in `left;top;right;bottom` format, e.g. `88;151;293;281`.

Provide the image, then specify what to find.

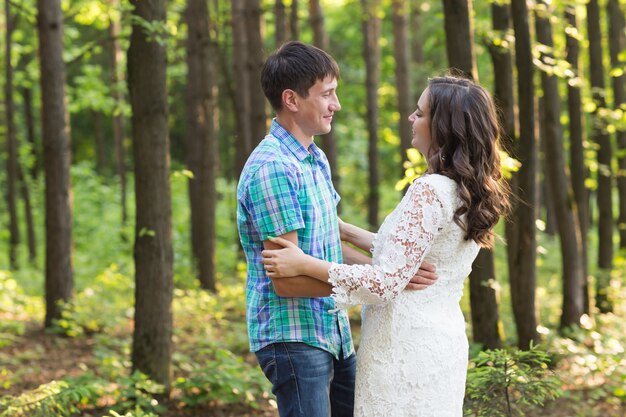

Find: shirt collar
270;119;321;161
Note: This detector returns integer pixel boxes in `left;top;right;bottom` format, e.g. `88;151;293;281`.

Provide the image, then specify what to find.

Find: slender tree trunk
442;0;477;80
231;0;252;178
362;0;381;229
5;0;20;269
109;0;128;225
128;0;173;390
587;0;614;313
20;86;39;179
509;0;539;349
607;0;626;250
410;1;424;72
535;0;584;329
309;0;340;198
392;0;412;179
469;249;502;349
476;0;517;350
37;0;74;328
185;0;217;292
275;0;287;46
290;0;299;40
18;166;36;263
245;0;267;144
443;0;503;349
565;6;590;314
92;110;107;174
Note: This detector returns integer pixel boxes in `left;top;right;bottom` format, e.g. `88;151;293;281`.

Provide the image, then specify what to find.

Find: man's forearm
272;275;333;297
341;242;372;265
341;222;375;252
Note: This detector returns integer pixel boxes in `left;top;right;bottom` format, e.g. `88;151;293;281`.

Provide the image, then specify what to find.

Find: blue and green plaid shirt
237;119;354;359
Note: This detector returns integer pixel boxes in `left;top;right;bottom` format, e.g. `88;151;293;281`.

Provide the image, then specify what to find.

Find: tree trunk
109;0;128;225
607;0;626;250
392;0;412;179
565;6;590;314
18;165;37;263
37;0;74;328
509;0;539;349
231;0;252;178
92;110;107;174
5;0;20;269
442;0;478;80
410;1;424;74
477;0;517;350
128;0;173;391
469;249;502;349
20;86;39;179
587;0;614;313
275;0;287;46
185;0;217;292
245;0;267;144
290;0;299;40
309;0;340;198
362;0;381;229
535;1;584;329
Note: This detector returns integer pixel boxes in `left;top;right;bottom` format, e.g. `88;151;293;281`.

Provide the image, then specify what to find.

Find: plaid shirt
237;119;354;359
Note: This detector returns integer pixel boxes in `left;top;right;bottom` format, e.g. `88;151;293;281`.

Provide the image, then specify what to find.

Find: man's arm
264;231;333;297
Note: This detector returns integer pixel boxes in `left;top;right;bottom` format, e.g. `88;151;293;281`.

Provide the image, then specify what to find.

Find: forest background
0;0;626;416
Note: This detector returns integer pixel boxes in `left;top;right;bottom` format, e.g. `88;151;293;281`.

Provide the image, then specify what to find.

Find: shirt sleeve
327;179;446;309
247;161;305;240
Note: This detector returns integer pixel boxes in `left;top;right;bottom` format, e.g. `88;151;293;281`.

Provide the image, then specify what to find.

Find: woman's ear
282;89;298;112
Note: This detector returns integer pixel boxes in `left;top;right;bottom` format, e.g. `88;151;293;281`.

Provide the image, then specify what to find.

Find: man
236;41;436;417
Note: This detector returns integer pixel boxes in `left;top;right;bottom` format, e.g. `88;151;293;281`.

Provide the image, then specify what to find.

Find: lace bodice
328;174;480;416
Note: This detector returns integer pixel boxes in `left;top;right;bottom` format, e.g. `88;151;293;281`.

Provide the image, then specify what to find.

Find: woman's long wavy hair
425;75;510;247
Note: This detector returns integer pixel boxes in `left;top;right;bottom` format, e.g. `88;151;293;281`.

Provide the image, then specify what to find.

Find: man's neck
275;115;314;149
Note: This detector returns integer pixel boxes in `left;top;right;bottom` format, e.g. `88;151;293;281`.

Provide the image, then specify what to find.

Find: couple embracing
236;41;509;417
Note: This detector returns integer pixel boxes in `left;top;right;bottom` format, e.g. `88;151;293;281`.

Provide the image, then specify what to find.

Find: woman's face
409;88;432;156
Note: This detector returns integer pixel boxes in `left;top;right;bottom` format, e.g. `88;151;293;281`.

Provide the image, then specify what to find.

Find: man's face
295;76;341;137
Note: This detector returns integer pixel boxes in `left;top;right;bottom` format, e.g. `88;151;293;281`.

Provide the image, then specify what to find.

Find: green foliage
464;343;562;417
49;265;134;337
174;347;270;409
0;380;95;417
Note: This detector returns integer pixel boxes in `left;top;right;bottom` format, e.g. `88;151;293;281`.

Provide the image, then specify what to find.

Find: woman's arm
339;219;376;252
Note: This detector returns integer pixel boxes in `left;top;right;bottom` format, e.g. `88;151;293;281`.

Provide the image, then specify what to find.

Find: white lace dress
328;174;480;417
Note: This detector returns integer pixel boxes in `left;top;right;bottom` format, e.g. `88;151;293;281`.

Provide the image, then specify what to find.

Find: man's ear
282;89;299;112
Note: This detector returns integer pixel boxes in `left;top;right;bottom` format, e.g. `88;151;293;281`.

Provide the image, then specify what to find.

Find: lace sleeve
328;180;446;309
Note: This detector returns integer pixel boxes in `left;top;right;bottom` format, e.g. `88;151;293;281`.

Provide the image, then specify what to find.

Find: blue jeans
255;342;356;417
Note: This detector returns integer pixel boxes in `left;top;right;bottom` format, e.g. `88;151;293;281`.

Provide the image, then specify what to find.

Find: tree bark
607;0;626;250
565;6;590;314
587;0;614;313
231;0;252;178
509;0;539;349
392;0;412;179
128;0;173;390
309;0;340;198
185;0;217;292
469;248;502;349
5;0;20;269
18;165;36;263
92;110;107;174
362;0;381;229
290;0;299;40
245;0;267;144
20;86;39;179
535;0;584;329
275;0;287;46
109;0;128;225
37;0;75;328
442;0;478;80
476;0;517;350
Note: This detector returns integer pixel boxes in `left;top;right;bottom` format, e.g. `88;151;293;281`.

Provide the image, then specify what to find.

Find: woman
261;75;510;416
